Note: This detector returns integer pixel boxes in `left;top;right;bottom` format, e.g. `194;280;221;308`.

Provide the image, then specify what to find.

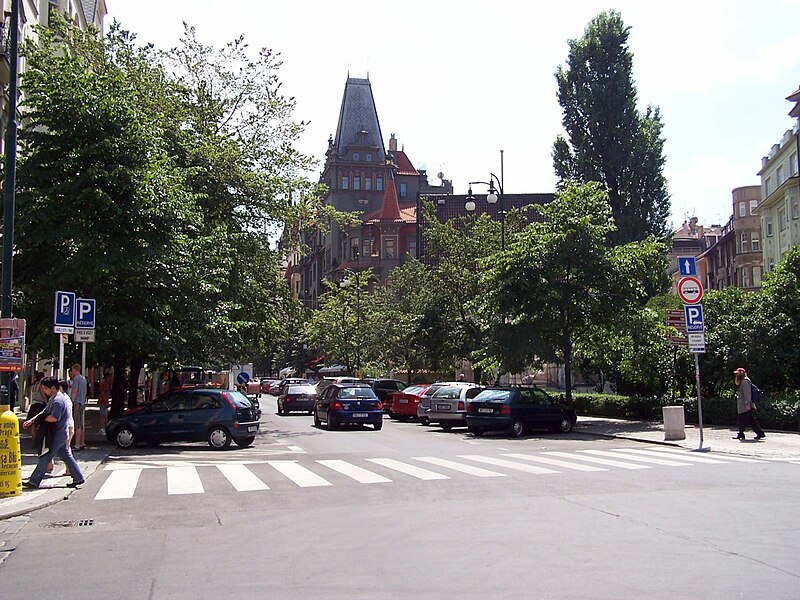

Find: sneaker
22;481;39;489
755;433;766;440
66;480;85;488
732;435;745;440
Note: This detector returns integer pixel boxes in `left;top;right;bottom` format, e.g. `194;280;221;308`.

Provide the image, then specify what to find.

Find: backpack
750;381;762;406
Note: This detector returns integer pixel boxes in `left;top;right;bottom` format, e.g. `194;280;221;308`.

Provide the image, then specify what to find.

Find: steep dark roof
81;0;97;25
333;77;386;162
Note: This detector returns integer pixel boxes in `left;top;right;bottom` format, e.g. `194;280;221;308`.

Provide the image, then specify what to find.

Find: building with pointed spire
288;76;452;308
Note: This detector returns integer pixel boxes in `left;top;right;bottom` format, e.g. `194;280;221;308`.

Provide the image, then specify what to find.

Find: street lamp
464;150;505;250
340;247;361;375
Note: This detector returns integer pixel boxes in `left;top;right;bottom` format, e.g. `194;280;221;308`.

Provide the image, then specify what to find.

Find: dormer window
353;152;360;161
366;154;373;162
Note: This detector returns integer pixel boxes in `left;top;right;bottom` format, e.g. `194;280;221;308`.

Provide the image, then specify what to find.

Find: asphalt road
1;394;798;599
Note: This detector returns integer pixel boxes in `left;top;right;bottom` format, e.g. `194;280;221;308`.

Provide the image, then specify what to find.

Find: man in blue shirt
69;363;87;450
22;377;85;488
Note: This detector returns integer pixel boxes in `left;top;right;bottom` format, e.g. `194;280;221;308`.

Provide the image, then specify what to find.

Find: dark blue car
313;383;383;430
105;387;260;450
465;386;576;438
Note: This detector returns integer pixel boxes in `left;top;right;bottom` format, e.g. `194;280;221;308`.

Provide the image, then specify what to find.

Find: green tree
481;182;668;402
553;10;670;245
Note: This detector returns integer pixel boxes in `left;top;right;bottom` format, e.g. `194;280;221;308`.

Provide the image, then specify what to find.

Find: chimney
389;133;397;152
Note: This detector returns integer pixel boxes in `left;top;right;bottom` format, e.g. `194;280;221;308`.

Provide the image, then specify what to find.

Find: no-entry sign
678;276;704;304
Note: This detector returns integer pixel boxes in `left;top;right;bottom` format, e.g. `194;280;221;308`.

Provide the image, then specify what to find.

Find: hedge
558;392;800;432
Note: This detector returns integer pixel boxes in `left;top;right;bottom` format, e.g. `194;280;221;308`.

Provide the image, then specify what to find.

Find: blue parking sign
53;291;76;328
684;304;705;333
76;298;96;329
678;256;697;276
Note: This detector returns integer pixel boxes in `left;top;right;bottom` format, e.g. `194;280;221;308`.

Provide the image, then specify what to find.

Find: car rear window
227;391;252;408
287;385;317;395
422;384;445;398
473;390;512;402
402;385;424;395
432;386;462;400
337;387;378;399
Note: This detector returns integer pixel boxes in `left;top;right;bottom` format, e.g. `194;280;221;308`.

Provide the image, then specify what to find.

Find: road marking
217;464;270;491
287;446;306;453
413;457;507;477
580;449;692;467
647;448;768;463
544;451;651;470
167;466;204;495
317;460;392;484
458;455;558;475
267;461;332;487
366;458;450;480
95;468;142;500
612;448;729;464
503;453;607;472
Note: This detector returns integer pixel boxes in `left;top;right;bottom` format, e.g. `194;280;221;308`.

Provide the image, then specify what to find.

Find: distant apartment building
669;217;722;293
755;87;800;272
696;186;763;291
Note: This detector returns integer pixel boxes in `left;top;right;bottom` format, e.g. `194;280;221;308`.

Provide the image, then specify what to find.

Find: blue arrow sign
678;256;697;276
76;298;96;329
684;304;705;333
236;371;250;385
53;291;76;328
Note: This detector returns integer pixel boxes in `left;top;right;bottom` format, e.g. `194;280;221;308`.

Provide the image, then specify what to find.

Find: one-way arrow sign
678;256;697;276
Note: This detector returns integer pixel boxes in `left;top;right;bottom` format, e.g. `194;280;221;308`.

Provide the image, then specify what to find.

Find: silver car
416;383;450;425
426;383;483;430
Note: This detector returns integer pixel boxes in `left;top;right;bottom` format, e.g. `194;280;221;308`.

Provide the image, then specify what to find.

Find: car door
317;386;333;419
183;391;225;442
147;391;191;441
517;389;539;427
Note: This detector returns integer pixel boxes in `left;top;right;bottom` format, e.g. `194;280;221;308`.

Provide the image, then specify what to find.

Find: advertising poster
0;318;25;372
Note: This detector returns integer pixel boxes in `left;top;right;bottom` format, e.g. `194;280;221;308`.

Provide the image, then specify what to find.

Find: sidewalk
1;413;799;521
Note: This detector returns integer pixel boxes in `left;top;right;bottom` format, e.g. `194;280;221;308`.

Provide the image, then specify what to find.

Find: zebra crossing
91;446;778;501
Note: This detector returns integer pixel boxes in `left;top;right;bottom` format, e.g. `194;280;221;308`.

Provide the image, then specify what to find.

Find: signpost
677;258;707;451
53;291;75;378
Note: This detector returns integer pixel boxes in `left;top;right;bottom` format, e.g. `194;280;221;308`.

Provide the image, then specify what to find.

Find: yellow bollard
0;404;22;497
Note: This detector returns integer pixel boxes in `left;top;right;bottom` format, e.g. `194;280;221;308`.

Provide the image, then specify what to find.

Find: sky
106;0;800;231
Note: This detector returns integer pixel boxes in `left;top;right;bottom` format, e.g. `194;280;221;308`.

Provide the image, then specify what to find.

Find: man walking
69;363;87;450
734;367;765;441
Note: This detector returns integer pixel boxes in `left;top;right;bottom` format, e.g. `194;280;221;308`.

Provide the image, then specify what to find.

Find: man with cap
734;367;765;441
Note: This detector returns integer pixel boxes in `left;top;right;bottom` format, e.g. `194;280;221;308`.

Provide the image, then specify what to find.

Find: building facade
755;88;800;272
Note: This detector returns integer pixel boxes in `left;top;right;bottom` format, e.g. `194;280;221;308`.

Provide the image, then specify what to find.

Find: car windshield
432;386;462;400
227;391;252;408
287;385;317;395
473;389;512;402
337;387;377;399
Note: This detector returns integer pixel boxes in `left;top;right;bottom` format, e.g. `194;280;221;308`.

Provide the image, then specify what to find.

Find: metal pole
0;0;20;408
82;342;87;375
695;353;705;450
356;252;360;375
59;335;65;381
499;150;505;251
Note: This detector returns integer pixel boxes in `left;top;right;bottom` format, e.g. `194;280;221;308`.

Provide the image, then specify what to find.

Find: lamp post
464;150;505;250
340;248;361;376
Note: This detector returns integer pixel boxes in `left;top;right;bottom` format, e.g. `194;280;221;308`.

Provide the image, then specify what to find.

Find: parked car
389;384;430;420
260;378;279;394
358;378;407;412
426;383;483;429
277;384;320;415
416;383;451;425
315;376;360;395
274;377;307;396
105;386;260;450
465;385;577;437
313;383;383;430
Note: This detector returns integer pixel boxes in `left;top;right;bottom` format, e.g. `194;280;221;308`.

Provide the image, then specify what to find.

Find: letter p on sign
76;298;96;329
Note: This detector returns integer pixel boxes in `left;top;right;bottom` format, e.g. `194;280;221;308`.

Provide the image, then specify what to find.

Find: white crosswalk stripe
458;455;558;475
267;461;332;487
366;458;449;480
91;447;779;501
317;460;392;484
167;466;204;495
503;453;607;472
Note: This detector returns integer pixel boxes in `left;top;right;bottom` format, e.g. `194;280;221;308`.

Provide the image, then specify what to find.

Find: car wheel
374;421;383;431
114;426;137;449
327;411;337;430
313;411;321;427
234;435;256;447
207;426;232;450
557;417;574;434
441;423;453;431
469;426;484;437
398;415;409;422
510;418;525;438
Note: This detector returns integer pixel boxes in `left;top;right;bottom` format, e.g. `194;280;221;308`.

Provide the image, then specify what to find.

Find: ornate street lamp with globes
464;150;505;250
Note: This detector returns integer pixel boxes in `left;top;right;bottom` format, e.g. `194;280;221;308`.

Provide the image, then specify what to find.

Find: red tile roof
394;151;418;176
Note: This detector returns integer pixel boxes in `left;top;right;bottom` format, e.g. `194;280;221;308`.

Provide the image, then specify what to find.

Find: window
742;268;750;288
399;182;408;198
791;152;798;176
407;239;417;258
779;208;787;231
353;152;360;161
342;176;349;190
376;177;383;191
751;231;760;252
350;237;359;260
766;218;773;236
362;238;372;258
777;165;785;185
153;392;189;412
753;266;762;287
749;199;758;214
740;231;749;253
769;260;775;272
765;177;773;196
738;202;746;217
192;393;221;410
366;153;372;162
365;177;372;190
354;176;361;190
384;237;397;259
792;192;800;220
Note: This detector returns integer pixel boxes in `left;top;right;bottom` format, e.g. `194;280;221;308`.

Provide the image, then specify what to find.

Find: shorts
98;404;109;417
73;402;86;430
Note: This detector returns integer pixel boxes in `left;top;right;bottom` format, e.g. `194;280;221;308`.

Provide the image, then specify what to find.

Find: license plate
437;404;451;410
399;399;408;403
352;412;368;418
478;408;494;414
247;426;258;432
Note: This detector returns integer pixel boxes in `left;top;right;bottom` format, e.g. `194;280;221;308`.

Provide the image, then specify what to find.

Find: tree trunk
563;337;573;404
128;356;144;409
110;355;127;419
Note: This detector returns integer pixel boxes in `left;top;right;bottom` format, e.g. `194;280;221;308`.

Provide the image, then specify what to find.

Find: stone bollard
662;406;686;441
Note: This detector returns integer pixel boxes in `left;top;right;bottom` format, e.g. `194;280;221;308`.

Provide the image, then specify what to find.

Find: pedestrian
733;367;765;441
21;377;85;489
69;363;87;450
97;371;111;433
26;371;47;453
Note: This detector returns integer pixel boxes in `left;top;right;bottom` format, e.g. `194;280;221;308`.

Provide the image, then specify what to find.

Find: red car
389;384;430;421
